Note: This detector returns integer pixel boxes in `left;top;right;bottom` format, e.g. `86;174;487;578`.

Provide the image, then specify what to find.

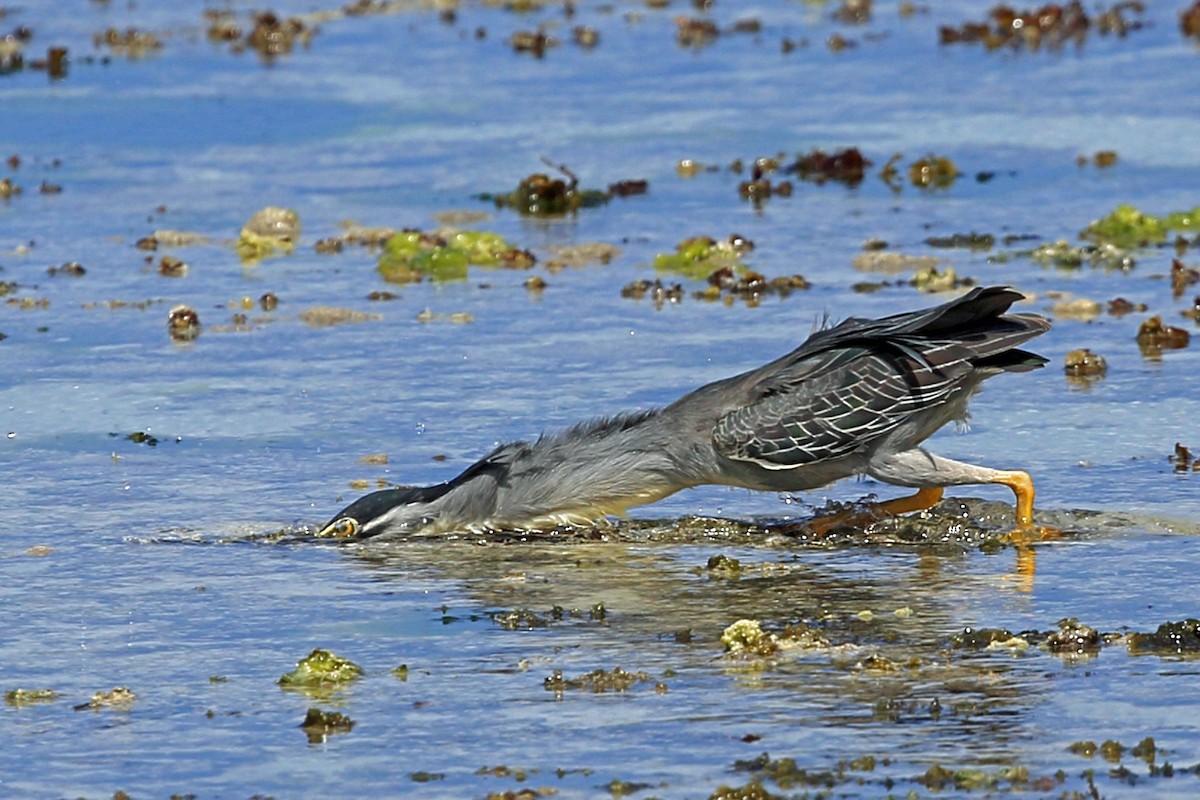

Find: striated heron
318;285;1049;540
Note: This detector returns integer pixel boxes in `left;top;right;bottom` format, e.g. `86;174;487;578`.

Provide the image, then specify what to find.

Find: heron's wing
712;340;970;470
711;286;1050;470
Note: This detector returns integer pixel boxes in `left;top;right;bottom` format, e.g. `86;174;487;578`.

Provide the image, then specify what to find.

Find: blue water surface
3;1;1200;797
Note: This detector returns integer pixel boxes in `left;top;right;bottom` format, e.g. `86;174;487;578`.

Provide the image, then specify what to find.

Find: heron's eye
330;518;359;538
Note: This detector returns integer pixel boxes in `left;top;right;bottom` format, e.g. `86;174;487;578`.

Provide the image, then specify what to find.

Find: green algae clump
1081;204;1200;249
377;229;533;283
721;619;780;657
279;648;364;690
5;688;60;707
237;206;300;264
654;235;750;280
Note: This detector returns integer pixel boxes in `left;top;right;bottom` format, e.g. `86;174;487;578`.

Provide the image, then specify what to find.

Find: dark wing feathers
712;286;1049;469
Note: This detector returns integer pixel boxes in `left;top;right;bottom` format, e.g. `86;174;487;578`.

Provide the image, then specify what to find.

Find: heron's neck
435;408;698;530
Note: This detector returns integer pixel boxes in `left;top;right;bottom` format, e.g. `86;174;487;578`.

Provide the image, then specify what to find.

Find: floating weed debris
1045;617;1102;657
697;267;811;306
1082;204;1200;249
167;304;201;342
1078;149;1119;168
620;278;684;308
951;626;1030;651
509;29;558;57
1023;239;1135;271
112;430;159;447
157;255;187;277
5;688;59;707
705;554;743;578
46;261;85;277
414;308;475;324
544;242;621;271
939;2;1145;51
377;229;533;284
1128;619;1200;654
236;206;300;264
278;648;364;695
93;27;164;57
490;603;605;630
205;10;318;59
653;234;753;280
851;250;941;274
1136;315;1190;359
674;16;720;48
136;229;209;251
299;707;355;744
1172;258;1200;298
315;221;397;254
543;667;663;694
907;154;959;189
1185;1;1200;38
297;306;381;328
720;619;830;658
924;232;995;250
74;686;136;711
1108;297;1147;316
480;161;610;216
731;752;847;792
1063;348;1108;386
409;770;445;783
1170;443;1200;473
491;608;554;630
911;265;972;292
1049;296;1102;321
784;147;870;186
736;158;793;205
918;763;1031;792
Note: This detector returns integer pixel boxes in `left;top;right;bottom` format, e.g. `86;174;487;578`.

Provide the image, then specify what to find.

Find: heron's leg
867;448;1037;527
804;487;944;537
873;486;944;516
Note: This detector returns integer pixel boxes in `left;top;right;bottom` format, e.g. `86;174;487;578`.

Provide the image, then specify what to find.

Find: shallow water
3;1;1200;797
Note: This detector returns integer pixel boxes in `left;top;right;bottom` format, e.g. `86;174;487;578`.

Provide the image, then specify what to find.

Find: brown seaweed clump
300;707;355;744
1171;258;1199;298
205;10;317;59
1169;443;1200;473
481;161;609;216
1063;348;1107;384
167;305;201;342
1045;617;1102;657
1128;619;1200;655
93;28;164;57
543;667;663;694
621;278;684;309
509;30;558;57
939;2;1145;51
784;147;870;186
1135;315;1190;359
738;162;793;205
1184;2;1200;39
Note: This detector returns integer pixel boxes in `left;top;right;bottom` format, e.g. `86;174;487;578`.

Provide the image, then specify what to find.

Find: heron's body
319;286;1050;540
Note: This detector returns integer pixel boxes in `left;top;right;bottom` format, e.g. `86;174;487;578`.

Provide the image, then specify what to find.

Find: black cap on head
318;484;452;539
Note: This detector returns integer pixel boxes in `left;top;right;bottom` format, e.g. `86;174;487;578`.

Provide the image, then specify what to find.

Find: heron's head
316;486;446;540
